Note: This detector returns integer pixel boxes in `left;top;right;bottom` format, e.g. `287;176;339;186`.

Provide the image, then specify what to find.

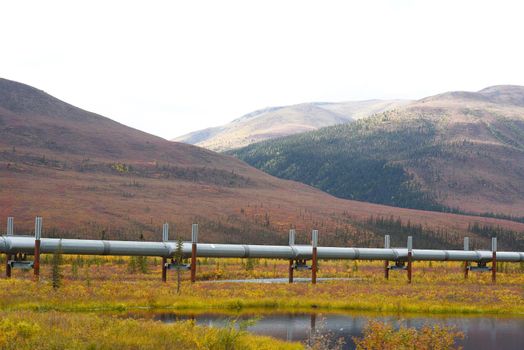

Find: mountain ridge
173;99;410;151
421;85;524;107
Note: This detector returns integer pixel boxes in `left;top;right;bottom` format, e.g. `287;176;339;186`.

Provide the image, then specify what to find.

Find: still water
151;312;524;350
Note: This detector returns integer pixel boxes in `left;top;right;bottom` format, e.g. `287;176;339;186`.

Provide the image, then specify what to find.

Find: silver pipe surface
1;236;523;262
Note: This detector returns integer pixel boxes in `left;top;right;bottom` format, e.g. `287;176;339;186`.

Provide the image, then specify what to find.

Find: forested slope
230;86;524;217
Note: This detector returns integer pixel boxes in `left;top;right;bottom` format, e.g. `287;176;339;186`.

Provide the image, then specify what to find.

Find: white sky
1;0;524;139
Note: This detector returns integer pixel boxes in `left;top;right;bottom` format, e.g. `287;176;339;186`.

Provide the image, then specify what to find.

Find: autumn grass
2;258;523;316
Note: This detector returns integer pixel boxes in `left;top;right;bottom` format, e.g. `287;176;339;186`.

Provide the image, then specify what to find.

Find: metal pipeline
1;235;524;263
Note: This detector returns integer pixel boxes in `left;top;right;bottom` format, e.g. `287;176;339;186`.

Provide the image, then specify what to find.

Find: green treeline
360;215;463;249
230;113;446;210
360;216;524;250
229;111;524;222
468;222;524;250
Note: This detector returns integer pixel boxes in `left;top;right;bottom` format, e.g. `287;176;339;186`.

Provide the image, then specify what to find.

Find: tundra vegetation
1;255;522;349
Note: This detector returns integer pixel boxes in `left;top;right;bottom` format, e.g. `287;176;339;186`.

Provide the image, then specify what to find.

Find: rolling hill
1;78;523;250
173;100;409;151
230;86;524;218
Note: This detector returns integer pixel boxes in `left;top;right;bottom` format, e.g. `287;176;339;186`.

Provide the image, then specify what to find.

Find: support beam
34;217;42;281
162;257;167;282
5;217;13;278
311;230;318;284
288;229;295;283
492;237;497;284
288;260;294;283
162;223;169;282
384;235;390;280
162;223;169;242
407;236;412;284
7;217;13;236
191;224;198;283
6;254;11;278
464;237;469;279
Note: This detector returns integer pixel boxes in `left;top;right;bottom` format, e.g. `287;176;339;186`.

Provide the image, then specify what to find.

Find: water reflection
151;312;524;350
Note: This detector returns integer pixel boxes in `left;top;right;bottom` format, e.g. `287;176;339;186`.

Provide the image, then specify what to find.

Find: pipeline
1;235;523;263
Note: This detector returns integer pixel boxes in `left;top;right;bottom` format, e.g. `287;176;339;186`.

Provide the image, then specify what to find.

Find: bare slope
173;100;410;151
0;78;243;170
1;78;522;250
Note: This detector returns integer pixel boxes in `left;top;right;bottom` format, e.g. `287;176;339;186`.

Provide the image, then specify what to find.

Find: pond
146;312;524;350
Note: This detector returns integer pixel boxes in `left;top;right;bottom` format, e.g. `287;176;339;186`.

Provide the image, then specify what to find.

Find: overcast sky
2;0;524;139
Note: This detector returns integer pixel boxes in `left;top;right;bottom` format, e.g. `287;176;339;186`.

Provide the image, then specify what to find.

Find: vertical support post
288;260;294;283
407;236;412;284
34;217;42;281
162;223;169;242
6;217;13;278
6;256;11;278
191;224;198;283
162;223;168;282
288;229;295;283
7;217;14;236
311;230;318;285
464;237;469;279
384;235;390;280
491;237;497;284
162;257;167;282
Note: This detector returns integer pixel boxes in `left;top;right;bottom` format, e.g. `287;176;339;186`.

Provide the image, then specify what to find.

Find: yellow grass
2;258;523;315
0;311;301;350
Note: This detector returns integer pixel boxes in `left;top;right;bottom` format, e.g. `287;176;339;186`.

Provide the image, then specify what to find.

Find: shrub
353;321;464;350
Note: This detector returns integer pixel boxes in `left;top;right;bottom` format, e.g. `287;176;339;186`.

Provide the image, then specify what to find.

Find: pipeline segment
1;236;523;263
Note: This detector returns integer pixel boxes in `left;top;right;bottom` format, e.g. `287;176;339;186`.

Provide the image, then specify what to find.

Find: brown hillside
1;78;523;249
407;88;524;215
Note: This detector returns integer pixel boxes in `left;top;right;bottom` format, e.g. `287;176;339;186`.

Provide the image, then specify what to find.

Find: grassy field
1;256;523;349
2;256;523;314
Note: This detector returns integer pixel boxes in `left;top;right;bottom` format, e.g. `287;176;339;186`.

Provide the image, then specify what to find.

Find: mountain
1;78;523;250
0;78;235;167
173;100;409;151
230;86;524;217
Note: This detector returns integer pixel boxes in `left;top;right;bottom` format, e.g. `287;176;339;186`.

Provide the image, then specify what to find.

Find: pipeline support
492;237;497;283
33;217;42;281
407;236;413;284
162;257;167;282
191;224;198;283
311;230;318;284
6;254;12;278
288;260;294;283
